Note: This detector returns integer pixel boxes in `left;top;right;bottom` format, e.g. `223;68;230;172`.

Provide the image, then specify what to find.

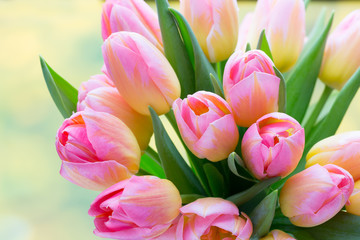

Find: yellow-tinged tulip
346;180;360;216
180;0;239;63
306;131;360;181
319;10;360;90
260;230;296;240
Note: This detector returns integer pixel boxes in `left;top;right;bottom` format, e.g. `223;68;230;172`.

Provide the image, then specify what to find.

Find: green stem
145;146;161;164
165;110;182;140
303;85;333;135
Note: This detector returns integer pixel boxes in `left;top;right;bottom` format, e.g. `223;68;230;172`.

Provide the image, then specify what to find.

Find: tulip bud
223;50;280;127
180;0;239;62
247;0;305;71
176;198;252;239
101;0;163;51
173;91;239;162
260;230;295;240
56;111;141;190
242;112;305;180
346;180;360;216
280;164;354;227
319;10;360;90
103;32;181;116
88;175;181;239
306;131;360;181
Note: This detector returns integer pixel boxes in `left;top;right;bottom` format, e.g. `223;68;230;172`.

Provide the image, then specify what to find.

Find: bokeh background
1;0;360;239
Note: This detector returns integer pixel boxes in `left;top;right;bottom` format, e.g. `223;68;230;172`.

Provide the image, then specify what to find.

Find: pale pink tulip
88;175;182;239
280;164;354;227
346;180;360;216
180;0;239;62
56;111;140;190
103;32;180;115
242;112;304;179
319;10;360;90
306;131;360;181
77;87;153;151
173;91;239;162
235;13;254;52
101;0;163;51
260;230;295;240
176;198;252;240
223;50;280;127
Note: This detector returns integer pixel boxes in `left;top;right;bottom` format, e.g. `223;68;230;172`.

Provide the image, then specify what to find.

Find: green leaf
169;8;220;93
286;13;334;123
155;0;195;98
227;152;257;182
181;194;205;204
149;107;206;195
40;56;77;118
246;43;251;52
210;73;224;98
274;67;286;113
139;154;166;179
257;30;274;61
305;0;311;9
250;190;278;238
227;177;280;206
272;211;360;240
307;67;360;149
203;163;225;197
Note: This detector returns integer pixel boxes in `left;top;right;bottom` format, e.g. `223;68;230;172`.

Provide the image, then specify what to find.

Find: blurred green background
1;0;360;239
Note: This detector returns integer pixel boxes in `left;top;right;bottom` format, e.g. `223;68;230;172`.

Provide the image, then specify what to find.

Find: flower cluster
43;0;360;239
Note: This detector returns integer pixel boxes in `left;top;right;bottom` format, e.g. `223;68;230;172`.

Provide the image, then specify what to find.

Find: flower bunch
41;0;360;239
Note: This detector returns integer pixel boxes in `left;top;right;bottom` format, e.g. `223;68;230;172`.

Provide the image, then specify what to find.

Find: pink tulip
101;0;163;51
103;31;181;116
260;230;295;240
306;131;360;181
173;91;239;162
223;50;280;127
241;112;305;180
175;198;252;240
235;13;254;52
319;10;360;90
77;86;153;151
180;0;239;62
280;164;354;227
88;175;182;239
56;111;141;190
346;179;360;216
247;0;305;71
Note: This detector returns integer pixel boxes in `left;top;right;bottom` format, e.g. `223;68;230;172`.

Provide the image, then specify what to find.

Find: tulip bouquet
40;0;360;239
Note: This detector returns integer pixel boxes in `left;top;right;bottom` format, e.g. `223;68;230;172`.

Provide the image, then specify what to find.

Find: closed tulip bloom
101;0;163;51
242;112;305;180
319;10;360;90
88;176;182;239
56;111;141;190
247;0;305;71
78;87;153;151
103;32;181;116
346;180;360;216
176;198;252;240
306;131;360;181
223;50;280;127
235;13;254;52
173;91;239;162
260;230;295;240
180;0;239;62
280;164;354;227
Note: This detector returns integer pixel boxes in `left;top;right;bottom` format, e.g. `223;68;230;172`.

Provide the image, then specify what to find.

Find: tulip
173;91;239;162
241;112;305;180
101;0;163;51
175;198;252;240
246;0;305;71
103;31;181;116
279;164;354;227
306;131;360;181
78;87;153;151
88;175;182;239
319;10;360;90
346;180;360;216
235;13;254;52
260;230;295;240
223;50;280;127
56;111;141;190
180;0;239;62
